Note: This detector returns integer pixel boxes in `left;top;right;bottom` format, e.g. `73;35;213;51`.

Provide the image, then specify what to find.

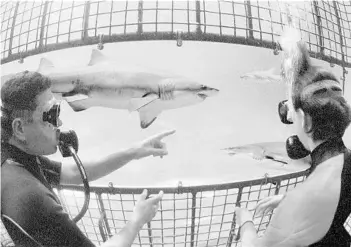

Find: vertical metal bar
205;190;217;247
38;1;49;49
187;0;190;33
274;181;281;195
171;0;174;33
216;190;229;246
45;1;53;46
195;0;201;34
217;0;222;36
156;0;159;34
8;1;19;55
266;181;281;224
195;191;203;246
245;0;254;39
226;187;243;247
147;221;153;247
313;1;324;56
109;1;113;36
97;193;112;238
232;1;236;37
55;1;63;44
35;3;45;49
333;1;346;91
124;1;128;35
190;192;197;247
17;2;27;53
203;0;207;33
82;1;90;40
138;0;143;34
160;202;164;247
95;2;100;37
256;1;262;42
173;193;176;247
98;212;107;242
67;1;74;42
25;2;35;51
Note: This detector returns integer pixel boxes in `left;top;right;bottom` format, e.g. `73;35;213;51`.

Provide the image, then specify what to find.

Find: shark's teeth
158;80;175;100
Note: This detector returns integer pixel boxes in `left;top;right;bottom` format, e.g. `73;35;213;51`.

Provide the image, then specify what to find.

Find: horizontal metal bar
2;31;351;67
56;169;307;195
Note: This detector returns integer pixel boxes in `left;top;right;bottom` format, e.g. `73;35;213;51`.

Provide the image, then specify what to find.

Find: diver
235;29;351;246
1;71;175;246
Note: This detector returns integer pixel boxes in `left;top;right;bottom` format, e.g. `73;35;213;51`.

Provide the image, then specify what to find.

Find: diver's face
23;89;62;155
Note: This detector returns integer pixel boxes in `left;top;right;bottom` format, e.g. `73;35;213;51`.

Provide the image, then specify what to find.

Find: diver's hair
1;71;52;142
293;72;351;141
280;27;351;141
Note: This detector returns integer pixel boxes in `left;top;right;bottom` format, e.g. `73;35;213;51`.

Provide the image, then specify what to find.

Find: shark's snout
197;86;219;99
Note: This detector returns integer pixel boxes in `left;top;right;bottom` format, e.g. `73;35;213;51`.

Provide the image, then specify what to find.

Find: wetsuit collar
310;137;346;173
1;142;37;166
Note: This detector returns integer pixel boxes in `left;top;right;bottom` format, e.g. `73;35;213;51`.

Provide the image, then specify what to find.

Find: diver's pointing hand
133;130;176;159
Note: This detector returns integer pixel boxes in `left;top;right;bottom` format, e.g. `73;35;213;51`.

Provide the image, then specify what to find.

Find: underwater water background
2;41;350;187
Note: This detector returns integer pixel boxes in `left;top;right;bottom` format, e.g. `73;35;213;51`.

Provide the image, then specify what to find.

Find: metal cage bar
1;0;351;69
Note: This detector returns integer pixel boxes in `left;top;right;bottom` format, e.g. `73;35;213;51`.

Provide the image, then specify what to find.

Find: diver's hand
131;189;163;228
254;194;285;217
235;207;254;227
133;130;176;159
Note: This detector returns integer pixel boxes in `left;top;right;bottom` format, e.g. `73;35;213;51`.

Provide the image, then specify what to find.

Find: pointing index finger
153;130;176;140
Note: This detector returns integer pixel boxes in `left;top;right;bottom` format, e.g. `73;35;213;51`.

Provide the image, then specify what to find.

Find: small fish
240;68;281;83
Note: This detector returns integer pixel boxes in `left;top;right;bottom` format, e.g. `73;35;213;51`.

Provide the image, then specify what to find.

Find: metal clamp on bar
273;42;280;55
97;34;104;50
177;181;183;194
18;50;25;64
262;173;270;185
176;30;183;47
108;182;114;194
330;62;335;68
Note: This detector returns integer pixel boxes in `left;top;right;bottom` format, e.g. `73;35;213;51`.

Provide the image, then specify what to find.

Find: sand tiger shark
240;68;282;83
1;49;219;128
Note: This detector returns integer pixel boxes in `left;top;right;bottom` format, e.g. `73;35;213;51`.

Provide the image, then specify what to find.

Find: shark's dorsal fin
87;49;107;66
128;94;159;112
37;58;54;73
138;104;162;129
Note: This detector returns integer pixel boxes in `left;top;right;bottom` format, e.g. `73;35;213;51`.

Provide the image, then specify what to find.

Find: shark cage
1;0;351;246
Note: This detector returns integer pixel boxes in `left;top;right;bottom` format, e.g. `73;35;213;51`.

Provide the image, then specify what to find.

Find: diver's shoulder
2;159;39;185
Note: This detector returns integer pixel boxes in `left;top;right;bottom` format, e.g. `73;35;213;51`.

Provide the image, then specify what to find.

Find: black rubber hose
68;146;90;223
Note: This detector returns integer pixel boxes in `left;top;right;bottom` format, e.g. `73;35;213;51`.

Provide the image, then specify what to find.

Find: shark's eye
201;85;208;90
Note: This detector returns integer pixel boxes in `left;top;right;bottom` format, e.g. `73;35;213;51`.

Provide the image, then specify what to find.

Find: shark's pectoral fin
63;93;89;102
62;94;90;112
37;57;55;73
68;103;87;112
138;105;162;129
128;94;159;112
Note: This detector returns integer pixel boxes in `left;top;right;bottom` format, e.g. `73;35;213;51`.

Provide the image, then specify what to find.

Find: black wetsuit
308;138;351;246
1;143;95;247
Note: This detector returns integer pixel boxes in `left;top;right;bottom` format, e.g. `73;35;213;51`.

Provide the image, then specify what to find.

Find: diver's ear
298;109;312;133
12;118;27;142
